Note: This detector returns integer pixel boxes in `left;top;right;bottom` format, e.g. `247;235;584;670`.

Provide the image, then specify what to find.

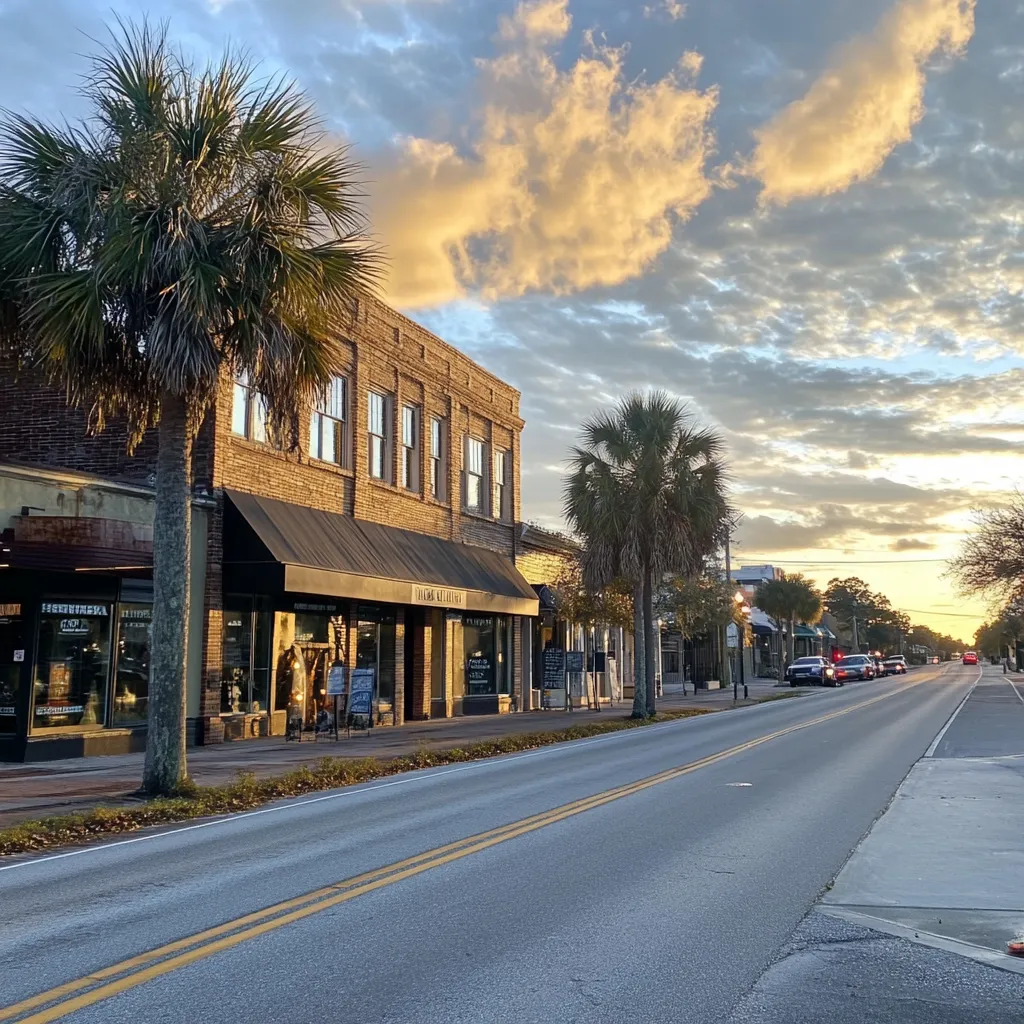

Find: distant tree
755;574;822;681
947;496;1024;601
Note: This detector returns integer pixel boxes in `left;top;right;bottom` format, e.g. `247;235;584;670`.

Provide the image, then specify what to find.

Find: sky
0;0;1018;640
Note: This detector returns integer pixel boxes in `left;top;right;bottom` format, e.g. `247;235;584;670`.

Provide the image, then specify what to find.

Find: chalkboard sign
326;664;347;696
542;647;565;690
348;668;375;716
566;651;584;673
467;655;493;695
587;652;606;673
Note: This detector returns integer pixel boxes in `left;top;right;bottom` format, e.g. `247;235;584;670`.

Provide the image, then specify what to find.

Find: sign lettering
0;603;21;617
41;603;108;617
413;586;466;608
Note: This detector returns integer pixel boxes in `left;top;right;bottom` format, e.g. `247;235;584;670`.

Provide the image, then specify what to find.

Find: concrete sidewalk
820;666;1024;967
0;678;799;826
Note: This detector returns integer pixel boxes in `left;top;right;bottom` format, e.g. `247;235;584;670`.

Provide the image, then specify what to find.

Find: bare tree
947;495;1024;601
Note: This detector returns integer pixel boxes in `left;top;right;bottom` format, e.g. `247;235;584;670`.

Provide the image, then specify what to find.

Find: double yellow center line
2;679;928;1023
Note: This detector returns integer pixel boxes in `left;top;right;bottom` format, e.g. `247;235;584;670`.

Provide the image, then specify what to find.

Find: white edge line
0;713;710;874
924;666;982;757
1006;676;1024;705
819;907;1024;977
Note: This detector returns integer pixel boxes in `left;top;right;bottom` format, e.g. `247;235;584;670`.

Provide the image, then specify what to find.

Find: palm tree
564;392;730;717
754;575;823;681
0;23;379;794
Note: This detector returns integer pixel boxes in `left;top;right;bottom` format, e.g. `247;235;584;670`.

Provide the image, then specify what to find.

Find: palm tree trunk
631;580;646;719
142;392;193;796
643;565;657;717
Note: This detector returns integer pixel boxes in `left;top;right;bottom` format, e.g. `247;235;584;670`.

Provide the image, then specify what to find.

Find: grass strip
0;708;713;857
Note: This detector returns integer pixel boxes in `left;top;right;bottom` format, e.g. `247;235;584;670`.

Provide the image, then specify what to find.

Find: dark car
883;656;907;675
786;656;839;687
834;655;875;682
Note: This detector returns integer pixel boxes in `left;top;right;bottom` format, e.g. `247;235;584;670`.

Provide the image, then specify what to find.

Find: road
0;662;986;1023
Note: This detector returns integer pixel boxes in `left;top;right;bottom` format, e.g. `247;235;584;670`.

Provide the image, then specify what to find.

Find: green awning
793;624;819;638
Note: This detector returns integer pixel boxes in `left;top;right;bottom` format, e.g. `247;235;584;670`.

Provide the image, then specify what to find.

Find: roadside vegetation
0;708;712;857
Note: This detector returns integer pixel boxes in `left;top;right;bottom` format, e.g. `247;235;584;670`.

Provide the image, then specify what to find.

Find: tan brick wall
516;549;573;587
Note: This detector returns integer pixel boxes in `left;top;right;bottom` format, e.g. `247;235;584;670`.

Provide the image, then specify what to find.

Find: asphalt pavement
0;661;1008;1023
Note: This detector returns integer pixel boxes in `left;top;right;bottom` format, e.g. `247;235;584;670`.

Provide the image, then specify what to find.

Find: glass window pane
468;474;481;509
222;606;252;714
112;604;151;727
252;396;269;443
309;411;320;459
368;392;384;436
431;459;441;498
431;418;441;457
327;377;346;420
468;438;483;474
322;416;336;463
464;615;496;695
369;435;383;478
495;450;505;484
33;602;112;729
0;606;23;734
402;406;415;447
232;382;249;436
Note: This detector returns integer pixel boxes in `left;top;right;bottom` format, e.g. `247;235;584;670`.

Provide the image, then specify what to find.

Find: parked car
834;655;876;682
962;651;979;665
786;656;839;687
883;655;908;675
930;655;940;664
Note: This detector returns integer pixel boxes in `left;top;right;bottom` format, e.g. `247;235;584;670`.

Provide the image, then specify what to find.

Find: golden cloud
373;0;718;307
749;0;975;205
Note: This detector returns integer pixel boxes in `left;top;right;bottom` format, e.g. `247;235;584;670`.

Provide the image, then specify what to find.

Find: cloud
645;1;685;20
748;0;976;204
373;0;718;306
890;538;937;551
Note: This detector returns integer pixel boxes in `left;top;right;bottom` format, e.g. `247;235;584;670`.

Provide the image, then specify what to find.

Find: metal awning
224;490;539;616
793;623;819;638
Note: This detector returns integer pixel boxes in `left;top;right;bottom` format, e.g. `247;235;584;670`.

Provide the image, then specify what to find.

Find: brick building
0;297;538;761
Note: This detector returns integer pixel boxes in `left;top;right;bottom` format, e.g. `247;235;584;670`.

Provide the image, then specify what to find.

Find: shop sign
326;664;347;696
59;619;91;636
36;705;85;716
413;586;466;609
348;669;375;716
42;603;108;616
294;601;340;614
0;706;14;716
0;603;21;617
467;656;492;690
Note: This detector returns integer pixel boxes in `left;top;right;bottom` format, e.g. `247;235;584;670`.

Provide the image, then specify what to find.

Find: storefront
0;576;156;760
221;491;537;736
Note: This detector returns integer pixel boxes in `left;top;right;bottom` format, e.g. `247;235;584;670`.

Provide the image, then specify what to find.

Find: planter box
706;679;721;690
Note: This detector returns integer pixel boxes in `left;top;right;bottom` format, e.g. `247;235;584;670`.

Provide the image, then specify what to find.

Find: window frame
429;416;446;502
465;435;486;512
231;372;280;448
401;404;420;492
309;375;348;467
367;390;392;482
493;448;509;521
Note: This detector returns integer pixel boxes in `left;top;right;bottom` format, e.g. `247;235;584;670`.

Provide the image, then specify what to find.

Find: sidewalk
0;678;794;827
820;666;1024;964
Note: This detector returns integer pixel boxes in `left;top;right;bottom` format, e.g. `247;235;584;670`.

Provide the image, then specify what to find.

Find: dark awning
224;490;539;617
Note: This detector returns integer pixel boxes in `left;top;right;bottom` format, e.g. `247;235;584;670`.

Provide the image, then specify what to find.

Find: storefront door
32;601;112;730
0;604;24;735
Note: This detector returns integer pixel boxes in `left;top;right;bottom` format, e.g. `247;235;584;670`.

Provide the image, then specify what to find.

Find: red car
962;651;978;665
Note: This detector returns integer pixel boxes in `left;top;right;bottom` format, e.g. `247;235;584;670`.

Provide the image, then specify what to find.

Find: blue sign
348;669;375;716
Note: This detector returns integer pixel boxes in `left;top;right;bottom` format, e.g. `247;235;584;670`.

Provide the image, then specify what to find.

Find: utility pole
852;615;859;654
725;530;737;702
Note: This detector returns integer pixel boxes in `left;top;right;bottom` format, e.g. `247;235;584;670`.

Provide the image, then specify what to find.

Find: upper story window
401;405;420;491
465;436;485;512
429;417;446;501
493;448;509;520
368;391;392;481
231;372;275;446
309;375;347;466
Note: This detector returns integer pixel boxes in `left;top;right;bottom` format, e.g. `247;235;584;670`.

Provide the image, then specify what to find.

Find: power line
734;557;947;566
898;608;985;619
